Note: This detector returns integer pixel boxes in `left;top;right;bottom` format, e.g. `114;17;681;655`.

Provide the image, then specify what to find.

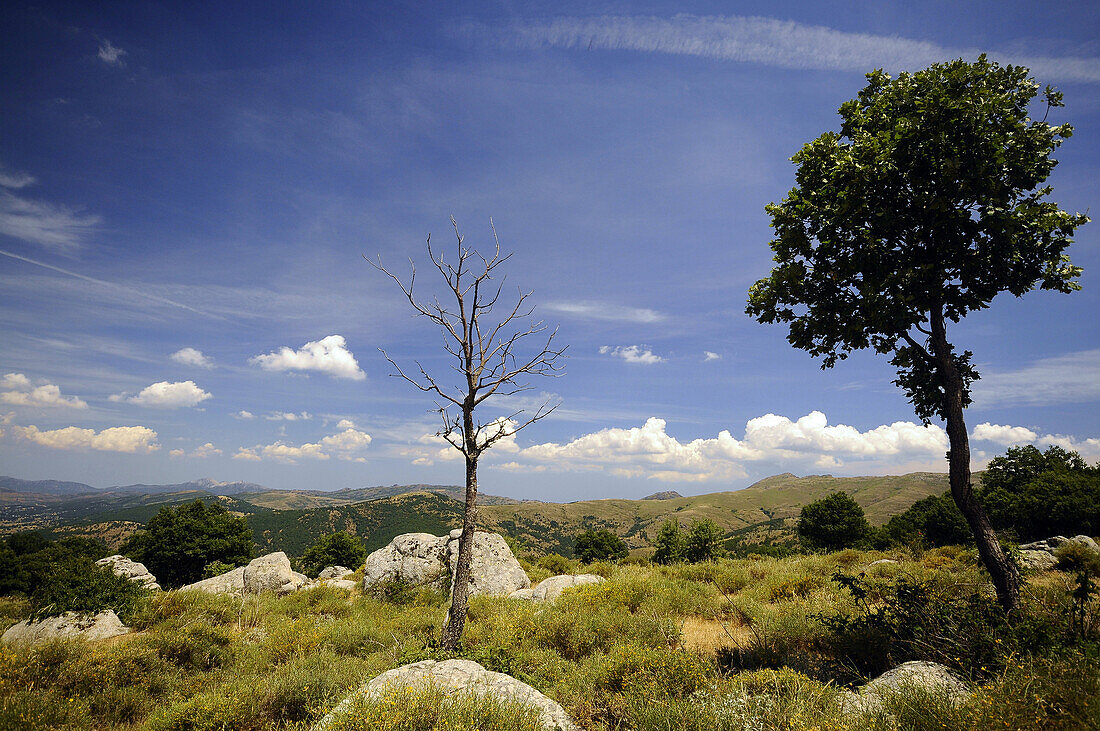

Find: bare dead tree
372;218;566;651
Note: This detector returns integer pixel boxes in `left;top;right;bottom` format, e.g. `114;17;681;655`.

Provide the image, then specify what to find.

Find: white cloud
336;418;356;429
169;448;185;458
97;40;126;66
0;373;87;409
600;345;664;365
113;380;212;408
407;417;518;466
511;410;950;482
971;422;1038;446
544;301;665;323
265;411;312;421
704;351;721;362
234;410;255;419
0;164;35;190
13;423;159;453
250;335;365;380
1036;434;1100;461
972;349;1100;407
238;426;372;464
171;347;214;368
191;442;222;458
490;14;1100;83
0;189;101;253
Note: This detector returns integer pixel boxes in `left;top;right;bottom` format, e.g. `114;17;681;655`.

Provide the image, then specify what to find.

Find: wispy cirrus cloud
0;162;101;253
544;301;665;323
972;349;1100;407
479;14;1100;83
97;40;127;67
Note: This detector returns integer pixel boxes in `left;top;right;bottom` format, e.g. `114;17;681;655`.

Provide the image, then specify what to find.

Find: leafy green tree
652;520;687;564
685;519;727;562
299;531;367;577
881;493;972;548
573;529;628;563
746;57;1089;610
979;445;1099;541
121;500;254;588
798;492;872;552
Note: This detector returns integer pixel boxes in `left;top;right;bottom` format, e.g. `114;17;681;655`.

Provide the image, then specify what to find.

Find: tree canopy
121;500;255;588
299;531;367;578
573;529;628;563
979;445;1099;541
798;492;871;552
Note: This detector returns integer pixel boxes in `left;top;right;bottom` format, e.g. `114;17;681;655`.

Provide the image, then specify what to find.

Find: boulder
843;661;970;714
445;530;530;598
320;579;357;592
179;552;310;596
180;565;246;595
362;531;529;598
243;552;310;595
2;610;130;647
318;565;354;580
528;574;605;602
314;659;579;731
1018;535;1100;571
95;554;161;590
508;587;535;601
362;533;450;592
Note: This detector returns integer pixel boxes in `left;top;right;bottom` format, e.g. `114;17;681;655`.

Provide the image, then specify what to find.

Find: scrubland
1;548;1096;730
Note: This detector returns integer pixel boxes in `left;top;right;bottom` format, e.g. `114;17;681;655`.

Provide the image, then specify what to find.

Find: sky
1;1;1097;500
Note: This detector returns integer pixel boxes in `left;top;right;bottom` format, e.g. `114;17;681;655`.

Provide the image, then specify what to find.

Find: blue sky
1;1;1097;500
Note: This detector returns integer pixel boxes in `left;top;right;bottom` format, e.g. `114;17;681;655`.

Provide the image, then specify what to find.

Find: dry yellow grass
678;615;751;654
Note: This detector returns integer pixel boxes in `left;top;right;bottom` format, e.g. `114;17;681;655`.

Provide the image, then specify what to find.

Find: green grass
0;549;1094;730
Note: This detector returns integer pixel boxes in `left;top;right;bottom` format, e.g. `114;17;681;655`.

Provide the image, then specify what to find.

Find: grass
0;548;1095;730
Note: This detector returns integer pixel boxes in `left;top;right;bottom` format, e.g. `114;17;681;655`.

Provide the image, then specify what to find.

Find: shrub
797;492;871;552
121;499;255;588
653;520;687;564
537;553;573;575
573;530;628;564
879;493;971;548
28;555;149;620
686;519;727;562
321;685;545;731
299;531;367;578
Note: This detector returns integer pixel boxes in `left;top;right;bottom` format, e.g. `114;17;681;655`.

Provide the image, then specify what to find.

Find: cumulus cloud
234;410;255;419
0;373;87;409
112;380;212;408
191;442;222;458
600;345;664;365
487;14;1100;83
704;351;721;362
971;422;1039;446
250;335;365;380
237;426;372;464
13;423;158;453
510;411;950;482
544;301;665;323
169;448;185;458
265;411;312;421
97;40;126;66
171;347;214;368
336;418;356;429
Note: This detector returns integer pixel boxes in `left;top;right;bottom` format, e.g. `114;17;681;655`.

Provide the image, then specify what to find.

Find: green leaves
747;56;1088;420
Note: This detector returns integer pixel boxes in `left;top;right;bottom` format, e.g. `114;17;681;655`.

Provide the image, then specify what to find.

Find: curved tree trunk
441;453;479;651
930;311;1020;612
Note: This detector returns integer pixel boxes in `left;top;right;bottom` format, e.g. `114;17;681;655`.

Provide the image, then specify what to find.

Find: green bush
797;492;871;552
685;519;726;562
299;531;367;578
537;553;573;575
321;685;545;731
652;520;687;564
573;530;628;563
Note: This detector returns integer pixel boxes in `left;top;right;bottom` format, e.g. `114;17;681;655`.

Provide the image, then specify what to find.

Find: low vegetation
1;545;1096;730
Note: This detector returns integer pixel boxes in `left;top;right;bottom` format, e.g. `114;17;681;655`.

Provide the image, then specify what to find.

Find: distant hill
0;476;98;497
642;491;683;500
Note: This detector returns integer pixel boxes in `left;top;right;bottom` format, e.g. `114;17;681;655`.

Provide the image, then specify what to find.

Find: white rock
362;533;450;592
530;574;605;602
314;659;579;731
318;565;354;580
243;552;309;596
446;531;530;598
845;661;970;715
508;587;535;601
180;565;246;595
1018;535;1100;571
95;554;161;590
2;610;130;647
362;531;530;598
319;578;357;592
